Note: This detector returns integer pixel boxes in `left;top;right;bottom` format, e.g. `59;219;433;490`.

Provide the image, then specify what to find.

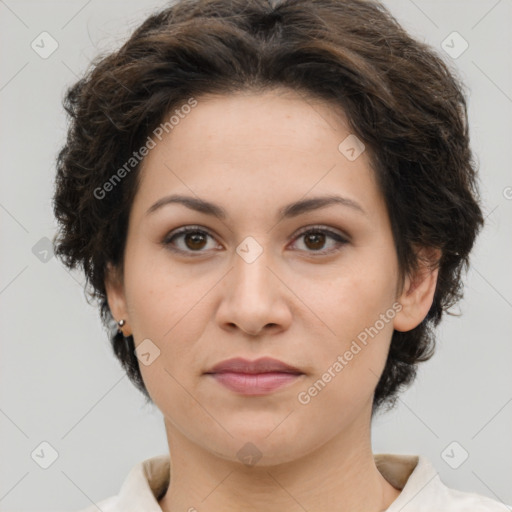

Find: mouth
204;357;304;395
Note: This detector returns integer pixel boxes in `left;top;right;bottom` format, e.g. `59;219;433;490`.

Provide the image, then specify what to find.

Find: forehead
167;88;352;153
131;88;382;221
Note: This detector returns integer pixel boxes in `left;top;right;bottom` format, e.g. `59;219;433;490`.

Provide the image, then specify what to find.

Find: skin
105;87;439;512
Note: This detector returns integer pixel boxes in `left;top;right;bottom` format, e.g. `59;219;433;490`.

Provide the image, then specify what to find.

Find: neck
158;417;401;512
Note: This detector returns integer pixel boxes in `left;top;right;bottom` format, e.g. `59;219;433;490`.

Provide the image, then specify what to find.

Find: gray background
1;0;511;510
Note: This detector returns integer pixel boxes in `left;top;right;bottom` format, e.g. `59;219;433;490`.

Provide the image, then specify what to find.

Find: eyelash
161;225;349;257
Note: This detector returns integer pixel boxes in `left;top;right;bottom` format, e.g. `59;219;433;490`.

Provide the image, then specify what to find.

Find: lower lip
208;372;302;395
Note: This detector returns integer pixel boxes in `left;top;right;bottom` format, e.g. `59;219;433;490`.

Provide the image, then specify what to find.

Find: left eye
290;227;348;254
162;226;348;255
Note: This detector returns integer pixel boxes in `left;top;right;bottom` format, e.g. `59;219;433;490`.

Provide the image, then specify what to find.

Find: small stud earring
117;319;126;334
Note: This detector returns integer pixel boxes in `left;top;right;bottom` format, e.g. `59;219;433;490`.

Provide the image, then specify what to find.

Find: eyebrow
145;193;367;221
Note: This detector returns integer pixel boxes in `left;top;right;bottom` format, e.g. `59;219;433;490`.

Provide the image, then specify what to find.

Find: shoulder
417;482;511;511
69;454;170;512
376;453;511;512
71;495;118;512
439;487;511;511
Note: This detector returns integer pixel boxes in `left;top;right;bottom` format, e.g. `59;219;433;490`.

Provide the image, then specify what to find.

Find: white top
74;453;510;511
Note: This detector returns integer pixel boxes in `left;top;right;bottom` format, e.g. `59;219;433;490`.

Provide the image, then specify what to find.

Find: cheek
296;320;394;423
308;257;397;338
123;248;195;339
295;251;398;393
125;271;214;384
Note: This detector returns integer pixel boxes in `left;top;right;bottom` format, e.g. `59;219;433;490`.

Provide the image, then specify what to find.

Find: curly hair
52;0;484;416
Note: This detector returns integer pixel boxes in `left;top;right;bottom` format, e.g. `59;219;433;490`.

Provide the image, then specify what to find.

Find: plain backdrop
1;0;511;510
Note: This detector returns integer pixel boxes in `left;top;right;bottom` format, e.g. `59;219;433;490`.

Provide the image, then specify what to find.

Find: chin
203;420;313;467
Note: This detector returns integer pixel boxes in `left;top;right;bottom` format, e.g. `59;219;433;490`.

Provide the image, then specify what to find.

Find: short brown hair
52;0;484;416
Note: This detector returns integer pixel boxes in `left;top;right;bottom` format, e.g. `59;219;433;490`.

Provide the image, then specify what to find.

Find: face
105;88;437;465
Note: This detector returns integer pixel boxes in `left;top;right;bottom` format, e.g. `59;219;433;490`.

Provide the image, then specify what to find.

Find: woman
52;0;509;510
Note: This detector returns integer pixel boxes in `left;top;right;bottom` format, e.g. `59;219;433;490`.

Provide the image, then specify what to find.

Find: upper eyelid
294;225;349;239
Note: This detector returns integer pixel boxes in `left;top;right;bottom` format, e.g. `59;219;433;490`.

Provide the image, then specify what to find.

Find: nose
215;246;292;337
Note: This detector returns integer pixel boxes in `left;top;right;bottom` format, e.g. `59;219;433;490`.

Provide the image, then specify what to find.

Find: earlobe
104;262;131;335
393;248;441;332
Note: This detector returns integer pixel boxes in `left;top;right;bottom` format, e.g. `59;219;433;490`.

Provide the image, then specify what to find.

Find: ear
393;247;441;332
104;262;132;336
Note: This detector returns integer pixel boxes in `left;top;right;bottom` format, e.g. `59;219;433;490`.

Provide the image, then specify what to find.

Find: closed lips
205;357;303;375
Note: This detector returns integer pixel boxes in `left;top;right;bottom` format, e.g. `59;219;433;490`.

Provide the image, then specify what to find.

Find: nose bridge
231;237;274;301
216;235;288;335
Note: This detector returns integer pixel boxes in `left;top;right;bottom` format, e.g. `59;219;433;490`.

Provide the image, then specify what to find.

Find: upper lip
205;357;303;375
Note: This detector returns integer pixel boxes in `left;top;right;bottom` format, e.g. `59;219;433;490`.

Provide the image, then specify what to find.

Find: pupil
306;232;325;250
186;232;206;250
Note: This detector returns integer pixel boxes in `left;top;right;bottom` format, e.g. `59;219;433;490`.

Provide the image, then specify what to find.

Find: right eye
162;226;221;255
